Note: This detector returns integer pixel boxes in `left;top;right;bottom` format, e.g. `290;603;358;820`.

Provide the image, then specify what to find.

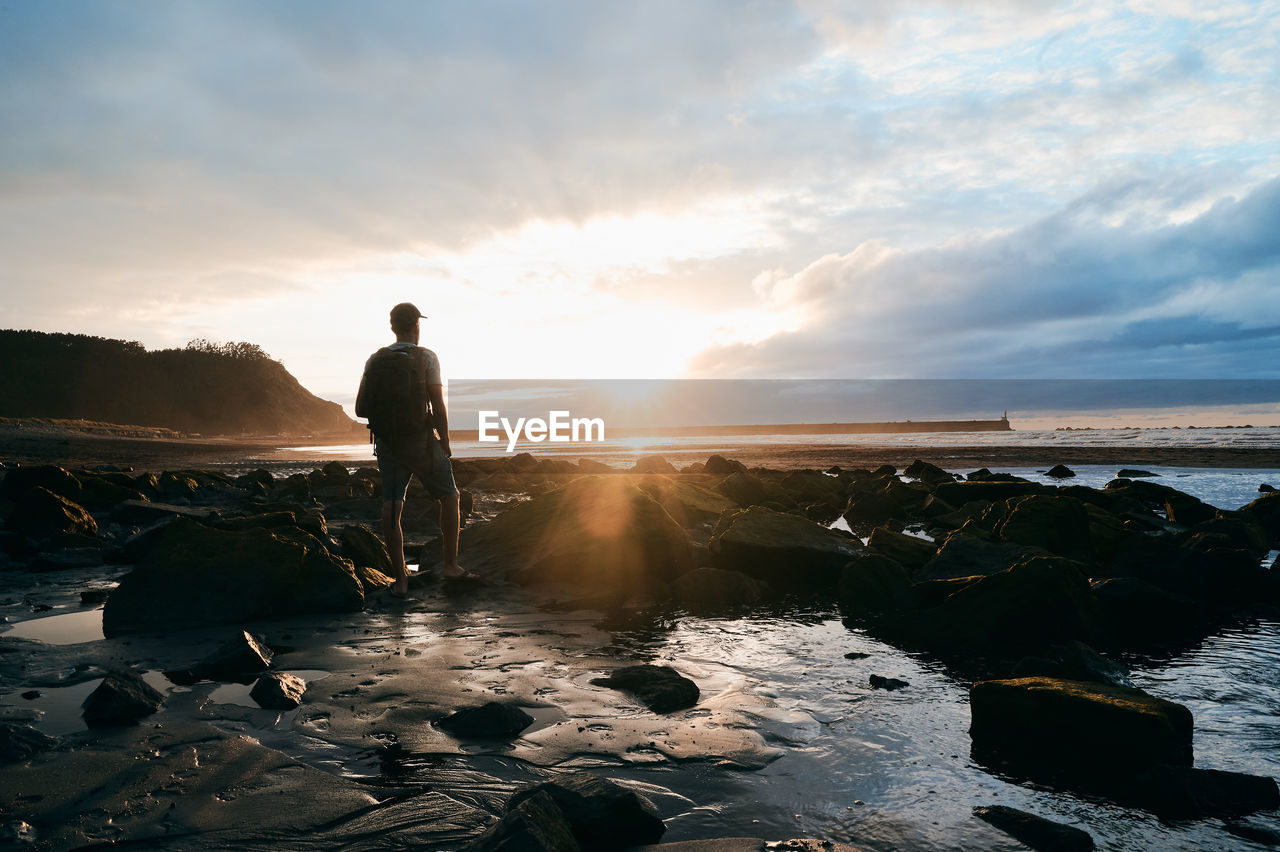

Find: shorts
375;437;458;502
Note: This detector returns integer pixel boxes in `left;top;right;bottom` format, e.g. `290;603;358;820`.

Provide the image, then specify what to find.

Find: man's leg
381;499;408;594
438;492;462;577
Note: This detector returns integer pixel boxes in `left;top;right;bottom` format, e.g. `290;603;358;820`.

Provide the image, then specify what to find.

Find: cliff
0;331;358;437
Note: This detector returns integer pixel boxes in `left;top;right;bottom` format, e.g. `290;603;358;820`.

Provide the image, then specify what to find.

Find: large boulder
634;476;738;528
250;672;307;710
704;455;746;475
506;772;665;849
866;526;936;573
1091;577;1206;646
903;459;957;486
996;495;1093;562
972;805;1094;852
887;557;1101;655
670;567;770;611
7;487;97;540
709;506;862;590
340;523;397;589
461;477;694;591
1241;492;1280;543
935;480;1048;506
436;702;534;738
715;471;768;507
0;465;82;501
465;790;581;852
970;676;1193;769
838;553;913;612
102;517;364;636
917;532;1048;581
630;455;678;474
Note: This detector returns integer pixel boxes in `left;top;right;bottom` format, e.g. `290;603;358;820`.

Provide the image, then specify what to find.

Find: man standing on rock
356;302;476;595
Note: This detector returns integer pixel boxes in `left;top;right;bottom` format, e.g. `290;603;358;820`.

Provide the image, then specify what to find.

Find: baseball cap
390;302;427;328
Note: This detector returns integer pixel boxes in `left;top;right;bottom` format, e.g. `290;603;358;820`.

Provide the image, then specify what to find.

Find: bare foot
441;565;480;581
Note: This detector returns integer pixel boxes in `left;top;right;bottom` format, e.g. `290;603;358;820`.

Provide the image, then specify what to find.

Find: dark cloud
691;175;1280;379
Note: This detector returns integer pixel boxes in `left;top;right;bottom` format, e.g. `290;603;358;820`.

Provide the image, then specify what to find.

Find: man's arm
428;383;450;456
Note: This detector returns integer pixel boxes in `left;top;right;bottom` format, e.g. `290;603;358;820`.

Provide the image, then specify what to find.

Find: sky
2;0;1278;420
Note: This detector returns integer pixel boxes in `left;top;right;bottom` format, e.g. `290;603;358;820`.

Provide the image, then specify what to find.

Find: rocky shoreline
1;453;1278;850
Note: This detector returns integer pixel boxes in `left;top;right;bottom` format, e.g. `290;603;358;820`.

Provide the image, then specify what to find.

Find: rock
837;553;912;612
866;527;936;573
1240;492;1280;543
779;470;845;505
869;674;908;690
935;480;1047;506
670;568;769;611
75;474;147;511
1117;469;1157;478
842;491;906;529
917;532;1048;580
972;805;1095;852
506;772;665;849
436;702;535;738
709;506;862;590
0;465;82;501
112;499;218;526
631;455;678;474
1226;819;1280;846
250;672;307;709
1091;576;1204;646
6;487;97;540
80;588;111;605
1163;491;1217;526
465;790;581;852
903;459;956;485
704;455;746;475
635;476;739;528
889;557;1101;655
82;670;165;727
1260;483;1276;494
509;452;539;472
158;471;199;498
576;459;614;474
189;630;274;681
591;664;699;713
969;677;1192;769
872;464;897;477
0;722;57;763
1126;766;1280;819
0;530;37;560
340;523;395;586
461;477;694;592
103;517;364;636
32;547;105;571
996;495;1092;562
1045;464;1077;479
844;652;871;660
715;471;768;507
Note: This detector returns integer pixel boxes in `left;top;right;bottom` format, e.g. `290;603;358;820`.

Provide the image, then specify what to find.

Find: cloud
689;174;1280;379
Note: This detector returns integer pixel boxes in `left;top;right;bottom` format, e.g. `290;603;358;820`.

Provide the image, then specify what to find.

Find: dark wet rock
576;458;614;474
0;722;57;763
1260;483;1276;494
710;506;862;590
250;672;307;709
1184;514;1270;557
436;701;535;738
869;674;908;690
631;455;678;474
75;474;147;511
843;652;871;660
903;459;957;485
1117;469;1157;478
970;677;1192;769
507;452;538;472
189;630;274;681
7;487;97;540
103;517;364;636
0;465;82;501
715;471;769;507
996;495;1093;562
636;476;739;528
0;530;38;560
871;464;896;477
1240;492;1280;543
215;511;305;533
112;499;217;526
1225;819;1280;846
1012;641;1129;687
842;491;906;529
866;526;935;573
705;455;747;476
465;789;581;852
32;547;105;571
1091;576;1205;646
278;472;312;500
82;670;164;727
972;805;1094;852
158;471;199;499
837;553;912;612
889;557;1100;655
462;477;694;592
591;664;699;713
507;771;665;849
80;588;111;605
1163;490;1218;526
928;499;993;533
670;567;770;611
935;480;1048;506
918;532;1048;581
1045;464;1076;479
1126;766;1280;819
779;470;845;505
340;523;395;586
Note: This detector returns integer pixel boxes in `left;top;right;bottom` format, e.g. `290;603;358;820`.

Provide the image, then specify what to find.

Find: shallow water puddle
206;669;332;708
2;607;104;645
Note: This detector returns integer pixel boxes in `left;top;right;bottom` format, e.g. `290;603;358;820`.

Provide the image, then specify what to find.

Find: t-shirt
384;341;442;385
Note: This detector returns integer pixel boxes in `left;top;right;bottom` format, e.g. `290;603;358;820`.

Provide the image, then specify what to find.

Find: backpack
356;346;432;445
